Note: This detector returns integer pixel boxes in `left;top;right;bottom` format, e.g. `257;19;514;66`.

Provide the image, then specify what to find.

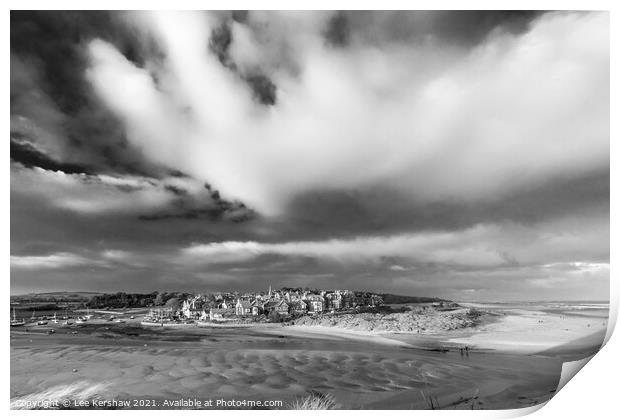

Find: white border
3;2;617;420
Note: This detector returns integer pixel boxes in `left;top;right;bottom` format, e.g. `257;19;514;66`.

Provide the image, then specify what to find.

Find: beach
278;302;609;359
10;301;609;410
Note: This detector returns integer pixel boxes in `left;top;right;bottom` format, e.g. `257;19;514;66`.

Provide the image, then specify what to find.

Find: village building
250;301;262;316
341;290;356;308
209;307;234;321
235;299;253;316
181;296;204;319
325;292;342;310
177;287;382;322
288;300;307;315
304;294;324;313
264;300;289;316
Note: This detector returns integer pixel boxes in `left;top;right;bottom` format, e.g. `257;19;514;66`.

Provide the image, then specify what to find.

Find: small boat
37;320;48;325
75;317;86;324
10;308;25;327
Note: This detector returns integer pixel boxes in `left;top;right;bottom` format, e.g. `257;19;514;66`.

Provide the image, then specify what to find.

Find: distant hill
11;290;449;306
11;291;101;303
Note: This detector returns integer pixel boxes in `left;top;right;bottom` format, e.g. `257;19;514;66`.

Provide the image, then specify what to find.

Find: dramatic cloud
87;11;608;215
10;11;609;300
10;163;252;221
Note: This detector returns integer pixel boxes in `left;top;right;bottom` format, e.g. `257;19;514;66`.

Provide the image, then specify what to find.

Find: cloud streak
179;216;609;269
10;163;253;221
11;253;98;270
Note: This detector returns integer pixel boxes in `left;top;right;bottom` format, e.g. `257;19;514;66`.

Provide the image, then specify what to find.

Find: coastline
10;301;609;409
258;303;608;359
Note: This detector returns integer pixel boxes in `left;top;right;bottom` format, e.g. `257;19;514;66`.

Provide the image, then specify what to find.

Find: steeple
268;285;272;297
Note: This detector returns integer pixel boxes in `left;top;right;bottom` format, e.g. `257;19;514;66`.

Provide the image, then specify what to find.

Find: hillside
11;291;101;304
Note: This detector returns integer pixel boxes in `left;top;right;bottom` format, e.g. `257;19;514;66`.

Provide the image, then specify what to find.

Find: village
143;287;385;325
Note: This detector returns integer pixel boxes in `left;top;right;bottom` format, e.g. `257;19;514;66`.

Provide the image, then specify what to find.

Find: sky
10;11;609;301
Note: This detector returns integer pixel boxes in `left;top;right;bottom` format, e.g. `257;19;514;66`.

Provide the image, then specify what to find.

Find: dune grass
289;391;338;410
10;381;111;410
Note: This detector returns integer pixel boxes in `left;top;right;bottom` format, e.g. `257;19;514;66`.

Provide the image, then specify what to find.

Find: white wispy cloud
178;215;609;269
11;253;96;270
10;164;214;215
11;249;147;271
86;11;608;215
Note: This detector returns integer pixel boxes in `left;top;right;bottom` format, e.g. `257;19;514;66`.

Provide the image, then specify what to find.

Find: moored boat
10;308;25;327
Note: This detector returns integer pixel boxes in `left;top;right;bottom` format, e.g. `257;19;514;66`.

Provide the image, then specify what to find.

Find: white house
235;299;252;316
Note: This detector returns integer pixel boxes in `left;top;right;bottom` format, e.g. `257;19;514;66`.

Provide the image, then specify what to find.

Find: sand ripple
11;339;561;409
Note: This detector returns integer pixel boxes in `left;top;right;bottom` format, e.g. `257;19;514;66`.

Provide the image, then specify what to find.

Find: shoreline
258;307;607;359
13;302;607;358
11;320;563;410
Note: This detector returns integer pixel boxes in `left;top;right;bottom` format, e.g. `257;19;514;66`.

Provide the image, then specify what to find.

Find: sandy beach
439;302;609;358
276;302;609;359
10;301;608;410
10;324;557;410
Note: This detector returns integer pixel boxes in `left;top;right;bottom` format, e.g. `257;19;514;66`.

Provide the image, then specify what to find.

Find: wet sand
443;305;608;359
11;322;562;410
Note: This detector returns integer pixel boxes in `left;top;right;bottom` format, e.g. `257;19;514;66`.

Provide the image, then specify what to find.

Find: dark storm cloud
138;199;255;222
10;11;165;177
244;74;277;105
10;136;93;175
209;21;234;65
11;10;256;224
11;11;154;112
138;182;255;222
231;10;249;24
207;18;278;105
324;12;349;47
280;170;609;240
10;184;251;256
338;10;546;47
